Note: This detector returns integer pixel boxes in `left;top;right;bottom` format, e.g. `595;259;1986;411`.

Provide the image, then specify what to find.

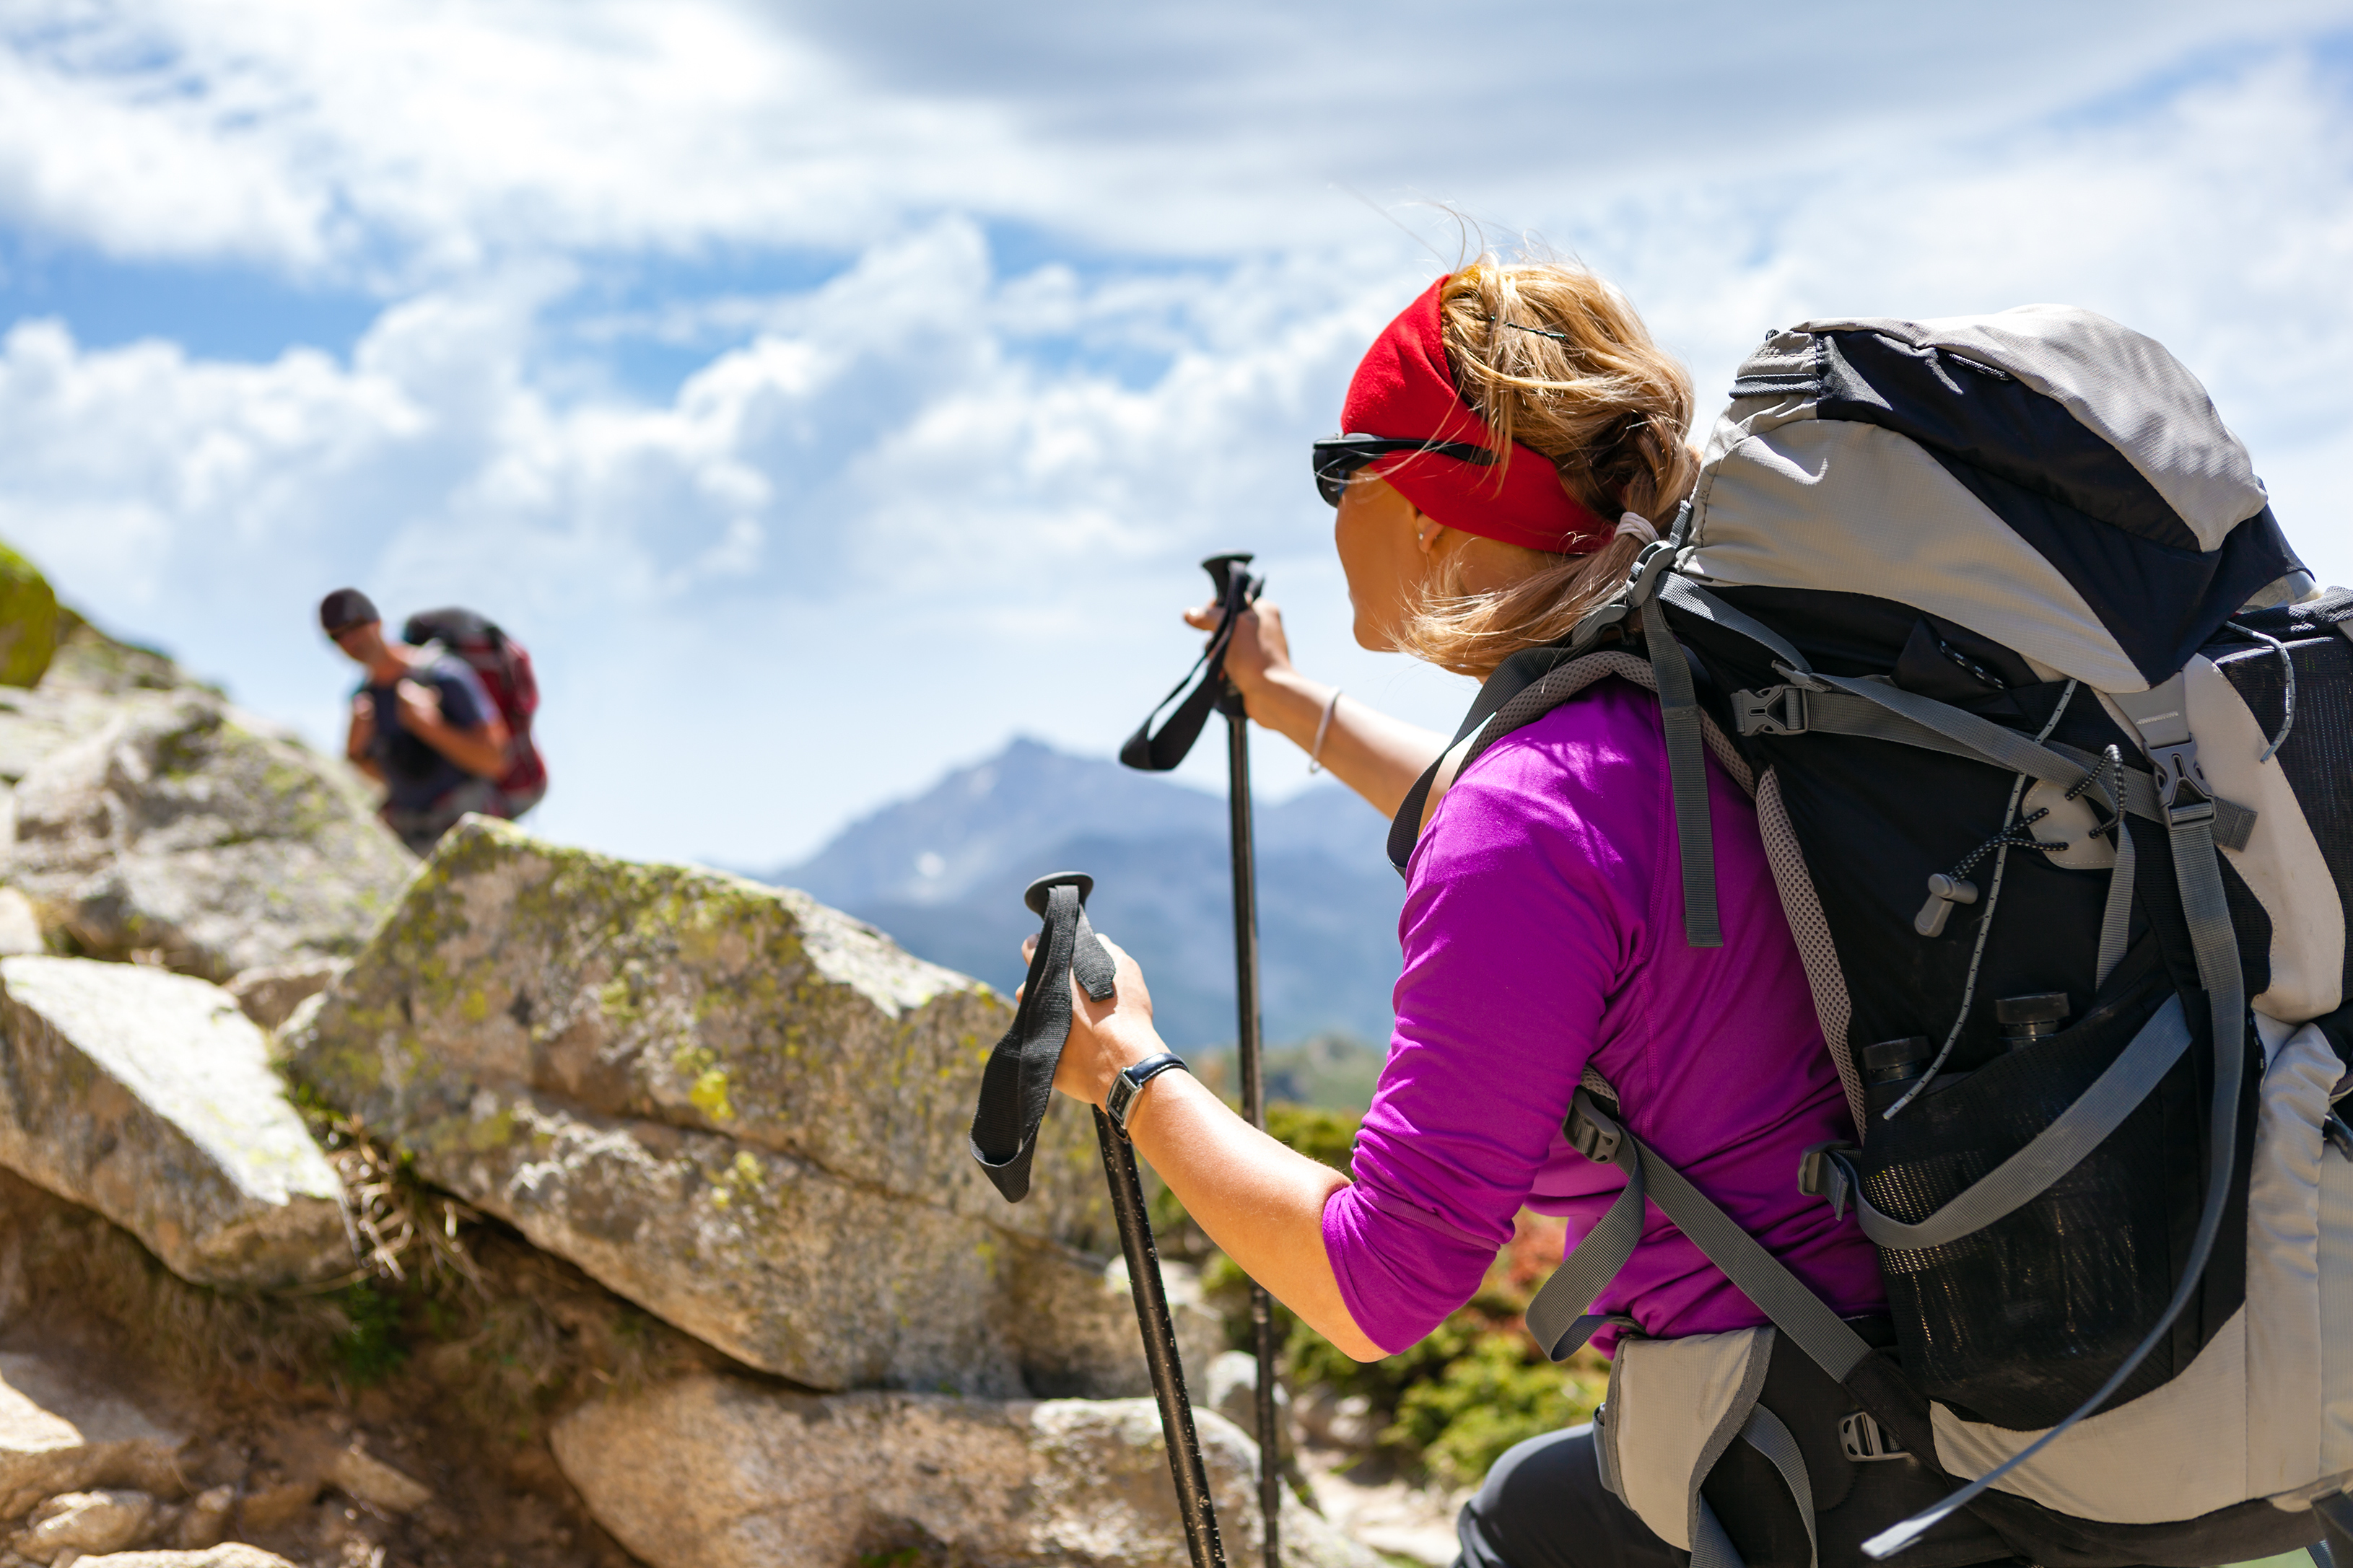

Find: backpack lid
1686;305;2303;691
401;606;498;649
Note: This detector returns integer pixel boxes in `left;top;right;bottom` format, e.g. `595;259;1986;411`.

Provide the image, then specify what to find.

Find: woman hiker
1039;262;1887;1568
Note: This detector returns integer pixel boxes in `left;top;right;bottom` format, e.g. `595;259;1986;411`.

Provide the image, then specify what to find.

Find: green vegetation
331;1279;411;1385
1191;1100;1610;1491
0;542;56;690
1193;1033;1386;1111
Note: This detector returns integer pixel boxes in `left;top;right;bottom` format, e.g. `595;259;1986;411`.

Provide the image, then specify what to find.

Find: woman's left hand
1015;932;1382;1361
1017;932;1166;1108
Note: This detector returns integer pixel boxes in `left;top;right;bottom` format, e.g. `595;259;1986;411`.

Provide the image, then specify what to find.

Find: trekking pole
970;873;1226;1568
1121;553;1283;1568
1095;1100;1226;1568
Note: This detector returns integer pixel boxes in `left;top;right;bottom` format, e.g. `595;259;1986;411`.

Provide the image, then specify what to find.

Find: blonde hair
1387;259;1698;677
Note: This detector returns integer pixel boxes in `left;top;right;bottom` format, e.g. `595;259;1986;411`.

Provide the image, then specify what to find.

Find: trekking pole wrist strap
1106;1052;1188;1139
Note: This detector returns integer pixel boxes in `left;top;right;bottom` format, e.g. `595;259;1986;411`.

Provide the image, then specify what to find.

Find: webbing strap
1737;683;2256;851
1740;1405;1818;1568
1657;574;1814;675
1693;1499;1745;1568
1527;1090;1874;1383
1641;595;1723;947
1524;1158;1648;1361
969;880;1117;1202
1839;994;2191;1252
1121;560;1260;772
1813;670;2086;784
2095;820;2138;990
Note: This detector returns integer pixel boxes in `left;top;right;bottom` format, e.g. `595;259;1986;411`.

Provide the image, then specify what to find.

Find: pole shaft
1226;709;1283;1568
1094;1107;1227;1568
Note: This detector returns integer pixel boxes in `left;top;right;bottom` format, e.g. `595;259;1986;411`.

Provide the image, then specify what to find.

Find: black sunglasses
1311;433;1493;507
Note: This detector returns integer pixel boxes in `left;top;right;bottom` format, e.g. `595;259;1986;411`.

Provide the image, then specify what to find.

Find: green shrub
0;543;56;690
1389;1331;1599;1489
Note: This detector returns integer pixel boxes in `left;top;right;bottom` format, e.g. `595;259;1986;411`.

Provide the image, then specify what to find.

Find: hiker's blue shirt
361;651;495;811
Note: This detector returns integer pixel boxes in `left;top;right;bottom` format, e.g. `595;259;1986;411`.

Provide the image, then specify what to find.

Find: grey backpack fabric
1394;307;2349;1568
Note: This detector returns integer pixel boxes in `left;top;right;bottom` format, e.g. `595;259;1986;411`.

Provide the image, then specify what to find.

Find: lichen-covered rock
0;1352;187;1520
0;611;193;793
551;1378;1383;1568
0;546;58;692
284;818;1160;1394
3;695;413;980
1002;1251;1223;1401
0;957;350;1289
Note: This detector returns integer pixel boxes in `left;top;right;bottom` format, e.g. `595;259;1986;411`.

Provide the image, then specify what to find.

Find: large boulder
0;546;58;693
285;818;1210;1396
2;695;413;980
0;956;350;1289
551;1378;1381;1568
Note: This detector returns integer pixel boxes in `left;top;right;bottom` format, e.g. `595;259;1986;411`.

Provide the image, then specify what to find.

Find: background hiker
1044;262;1899;1568
320;587;515;854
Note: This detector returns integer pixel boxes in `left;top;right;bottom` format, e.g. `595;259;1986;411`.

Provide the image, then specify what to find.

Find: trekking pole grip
966;872;1227;1568
1201;553;1262;719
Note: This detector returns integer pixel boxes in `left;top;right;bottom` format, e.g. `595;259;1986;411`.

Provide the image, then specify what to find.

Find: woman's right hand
1184;595;1293;720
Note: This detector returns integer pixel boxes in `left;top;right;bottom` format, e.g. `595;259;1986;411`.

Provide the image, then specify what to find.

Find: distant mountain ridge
761;737;1406;1049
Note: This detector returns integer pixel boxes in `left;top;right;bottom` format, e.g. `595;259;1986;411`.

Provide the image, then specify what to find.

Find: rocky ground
0;566;1400;1568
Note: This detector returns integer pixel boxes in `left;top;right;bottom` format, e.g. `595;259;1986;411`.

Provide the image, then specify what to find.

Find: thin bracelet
1308;688;1343;774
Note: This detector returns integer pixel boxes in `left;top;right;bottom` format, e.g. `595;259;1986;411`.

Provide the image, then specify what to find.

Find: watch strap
1106;1051;1189;1139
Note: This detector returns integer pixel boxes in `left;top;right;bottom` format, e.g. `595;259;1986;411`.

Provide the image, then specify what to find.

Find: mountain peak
778;735;1223;908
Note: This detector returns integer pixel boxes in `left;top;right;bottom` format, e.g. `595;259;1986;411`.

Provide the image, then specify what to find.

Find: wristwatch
1106;1052;1189;1140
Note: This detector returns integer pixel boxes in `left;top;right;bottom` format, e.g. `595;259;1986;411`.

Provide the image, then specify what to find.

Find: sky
1;0;2350;869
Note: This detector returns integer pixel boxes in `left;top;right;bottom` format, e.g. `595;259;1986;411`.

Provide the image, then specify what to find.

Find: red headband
1340;276;1614;554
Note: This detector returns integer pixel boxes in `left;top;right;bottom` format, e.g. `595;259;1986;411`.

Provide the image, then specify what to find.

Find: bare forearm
414;722;506;779
1247;669;1444;818
1125;1072;1384;1360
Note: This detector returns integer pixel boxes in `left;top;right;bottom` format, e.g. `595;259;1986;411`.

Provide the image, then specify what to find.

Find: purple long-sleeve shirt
1322;678;1883;1356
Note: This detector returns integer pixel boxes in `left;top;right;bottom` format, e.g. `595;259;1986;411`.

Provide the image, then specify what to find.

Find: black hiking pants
1451;1423;2033;1568
1454;1424;1672;1568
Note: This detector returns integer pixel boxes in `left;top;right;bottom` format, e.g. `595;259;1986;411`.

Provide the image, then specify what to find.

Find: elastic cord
1614;512;1658;546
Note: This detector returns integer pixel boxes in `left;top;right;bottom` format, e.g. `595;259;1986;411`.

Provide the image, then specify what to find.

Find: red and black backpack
401;606;548;813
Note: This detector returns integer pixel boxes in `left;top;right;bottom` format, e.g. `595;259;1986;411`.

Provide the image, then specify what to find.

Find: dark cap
318;588;380;637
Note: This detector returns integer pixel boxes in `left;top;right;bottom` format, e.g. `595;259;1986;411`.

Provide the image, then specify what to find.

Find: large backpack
400;606;549;814
1392;307;2349;1568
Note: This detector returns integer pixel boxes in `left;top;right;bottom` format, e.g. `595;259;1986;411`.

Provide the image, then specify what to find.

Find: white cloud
4;1;2351;279
0;22;2349;868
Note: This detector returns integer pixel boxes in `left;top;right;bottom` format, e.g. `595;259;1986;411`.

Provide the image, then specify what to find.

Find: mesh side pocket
1860;978;2186;1430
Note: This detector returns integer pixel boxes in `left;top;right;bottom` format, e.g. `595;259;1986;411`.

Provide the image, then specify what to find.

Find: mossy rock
282;819;1133;1394
0;545;58;690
